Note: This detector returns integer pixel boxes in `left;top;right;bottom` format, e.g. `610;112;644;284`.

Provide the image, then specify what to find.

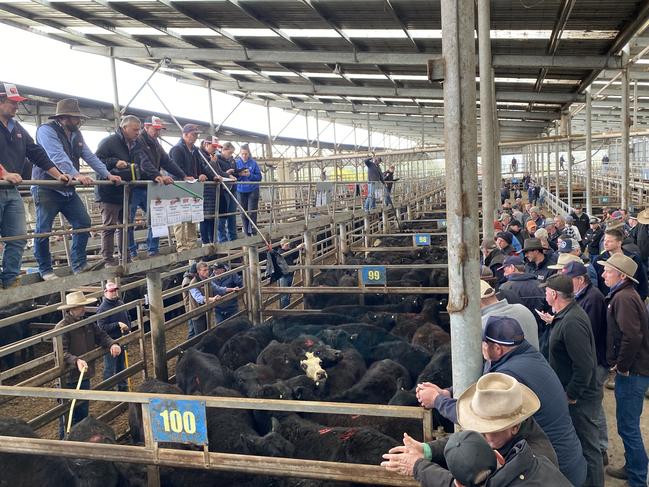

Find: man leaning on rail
35;98;121;280
0;83;69;289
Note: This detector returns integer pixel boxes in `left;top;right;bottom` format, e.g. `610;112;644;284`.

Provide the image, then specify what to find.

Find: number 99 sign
361;266;386;286
149;398;208;445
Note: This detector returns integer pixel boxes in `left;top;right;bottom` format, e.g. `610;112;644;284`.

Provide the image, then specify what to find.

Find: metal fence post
146;271;168;382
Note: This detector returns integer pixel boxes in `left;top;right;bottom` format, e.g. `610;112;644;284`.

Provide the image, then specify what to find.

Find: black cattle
257;336;342;380
319;348;366;399
66;417;129;487
390;298;443;340
368;341;431;380
129;379;183;445
218;333;265;370
273;415;398;466
0;417;78;486
304;271;359;309
205;386;258;454
176;348;231;395
417;343;452;389
357;311;397;331
329;359;411;404
411;322;450;354
284;374;326;401
317;324;403;358
194;317;253;356
0;301;47;370
321;295;423;317
233;363;277;396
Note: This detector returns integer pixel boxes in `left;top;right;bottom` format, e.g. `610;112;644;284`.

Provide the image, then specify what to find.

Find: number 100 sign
149;398;208;445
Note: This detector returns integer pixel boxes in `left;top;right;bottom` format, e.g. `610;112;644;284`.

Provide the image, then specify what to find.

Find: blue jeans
363;182;376;211
128;187;159;256
59;378;90;439
0;188;26;286
594;365;609;452
103;350;127;391
218;193;238;242
238;190;260;236
279;273;294;308
199;218;216;244
187;319;196;339
615;373;649;487
383;189;393;207
32;187;90;275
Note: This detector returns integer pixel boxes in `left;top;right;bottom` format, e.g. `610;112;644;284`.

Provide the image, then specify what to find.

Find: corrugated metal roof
1;0;648;141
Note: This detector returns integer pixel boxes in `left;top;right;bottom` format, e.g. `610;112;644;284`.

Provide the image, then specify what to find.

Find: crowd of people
383;179;649;486
0;84;263;285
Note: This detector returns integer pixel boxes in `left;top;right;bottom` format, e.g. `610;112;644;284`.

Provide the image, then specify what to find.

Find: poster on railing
191;199;204;223
150;199;169;227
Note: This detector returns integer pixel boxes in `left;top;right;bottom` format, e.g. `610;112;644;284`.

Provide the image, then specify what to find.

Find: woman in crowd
236;144;262;237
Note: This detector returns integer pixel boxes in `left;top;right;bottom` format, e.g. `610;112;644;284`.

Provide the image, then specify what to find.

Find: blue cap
558;238;574;253
562;260;588;278
498;254;523;270
482;316;525;346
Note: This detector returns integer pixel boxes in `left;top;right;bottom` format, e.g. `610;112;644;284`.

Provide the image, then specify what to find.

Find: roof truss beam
71;46;623;70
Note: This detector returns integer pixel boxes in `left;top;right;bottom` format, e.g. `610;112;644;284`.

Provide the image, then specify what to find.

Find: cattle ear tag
304;338;315;348
350;333;358;341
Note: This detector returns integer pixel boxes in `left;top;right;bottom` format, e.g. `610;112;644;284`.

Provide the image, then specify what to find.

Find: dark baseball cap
562;261;588;278
444;430;497;487
558;238;574;253
182;123;200;134
498;254;523;270
495;231;513;245
482;316;525;346
508;219;522;228
540;273;574;294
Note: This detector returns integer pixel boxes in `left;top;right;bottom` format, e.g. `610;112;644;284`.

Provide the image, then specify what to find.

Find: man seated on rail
55;291;121;439
35;98;121;280
0;83;69;289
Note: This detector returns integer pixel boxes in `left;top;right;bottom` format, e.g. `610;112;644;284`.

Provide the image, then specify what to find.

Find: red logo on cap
9;87;17;95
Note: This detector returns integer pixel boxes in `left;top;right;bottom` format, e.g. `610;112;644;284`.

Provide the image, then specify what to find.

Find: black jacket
636;223;649;260
549;301;601;402
169;139;208;179
584;227;604;257
570;212;590;240
414;418;557;487
0;119;54;175
96;296;132;340
524;255;556;282
137;129;186;180
364;158;384;183
499;273;547;326
575;283;608;367
95;129;151;204
382;170;398;191
485;440;572;487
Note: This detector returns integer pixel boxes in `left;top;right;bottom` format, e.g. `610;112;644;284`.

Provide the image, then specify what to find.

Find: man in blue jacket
211;262;244;322
236;143;262;237
416;316;587;486
96;281;131;391
0;84;69;288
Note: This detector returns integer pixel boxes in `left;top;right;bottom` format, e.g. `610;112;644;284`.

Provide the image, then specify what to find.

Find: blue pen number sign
414;233;431;246
149;398;208;446
361;266;386;285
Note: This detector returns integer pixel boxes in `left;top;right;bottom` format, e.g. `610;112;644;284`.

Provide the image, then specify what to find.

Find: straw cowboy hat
548;252;582;270
57;291;97;310
479;280;496;299
49;98;88;119
456;372;540;433
637;208;649;225
596;253;639;284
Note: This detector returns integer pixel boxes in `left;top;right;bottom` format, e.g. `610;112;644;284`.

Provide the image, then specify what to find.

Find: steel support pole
305;110;311;157
440;0;482;396
266;101;273;158
554;123;560;198
146;271;168;382
246;246;262;324
567;114;573;209
367;112;372;151
207;81;215;131
633;79;638;128
332;121;338;154
421;115;425;148
303;230;313;287
315;110;321;156
621;47;630;210
214;94;249;135
478;0;495;244
586;90;593;216
108;55;121;130
491;67;501;213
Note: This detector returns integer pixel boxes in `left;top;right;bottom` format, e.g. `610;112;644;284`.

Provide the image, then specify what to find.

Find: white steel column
478;0;495;243
441;0;482;396
621;46;630;210
586;90;593;216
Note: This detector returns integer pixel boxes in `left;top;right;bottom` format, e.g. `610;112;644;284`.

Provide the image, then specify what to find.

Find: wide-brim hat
637;208;649;225
519;238;543;253
456;373;540;433
597;253;639;284
548;253;581;270
49;98;88;119
57;291;97;310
